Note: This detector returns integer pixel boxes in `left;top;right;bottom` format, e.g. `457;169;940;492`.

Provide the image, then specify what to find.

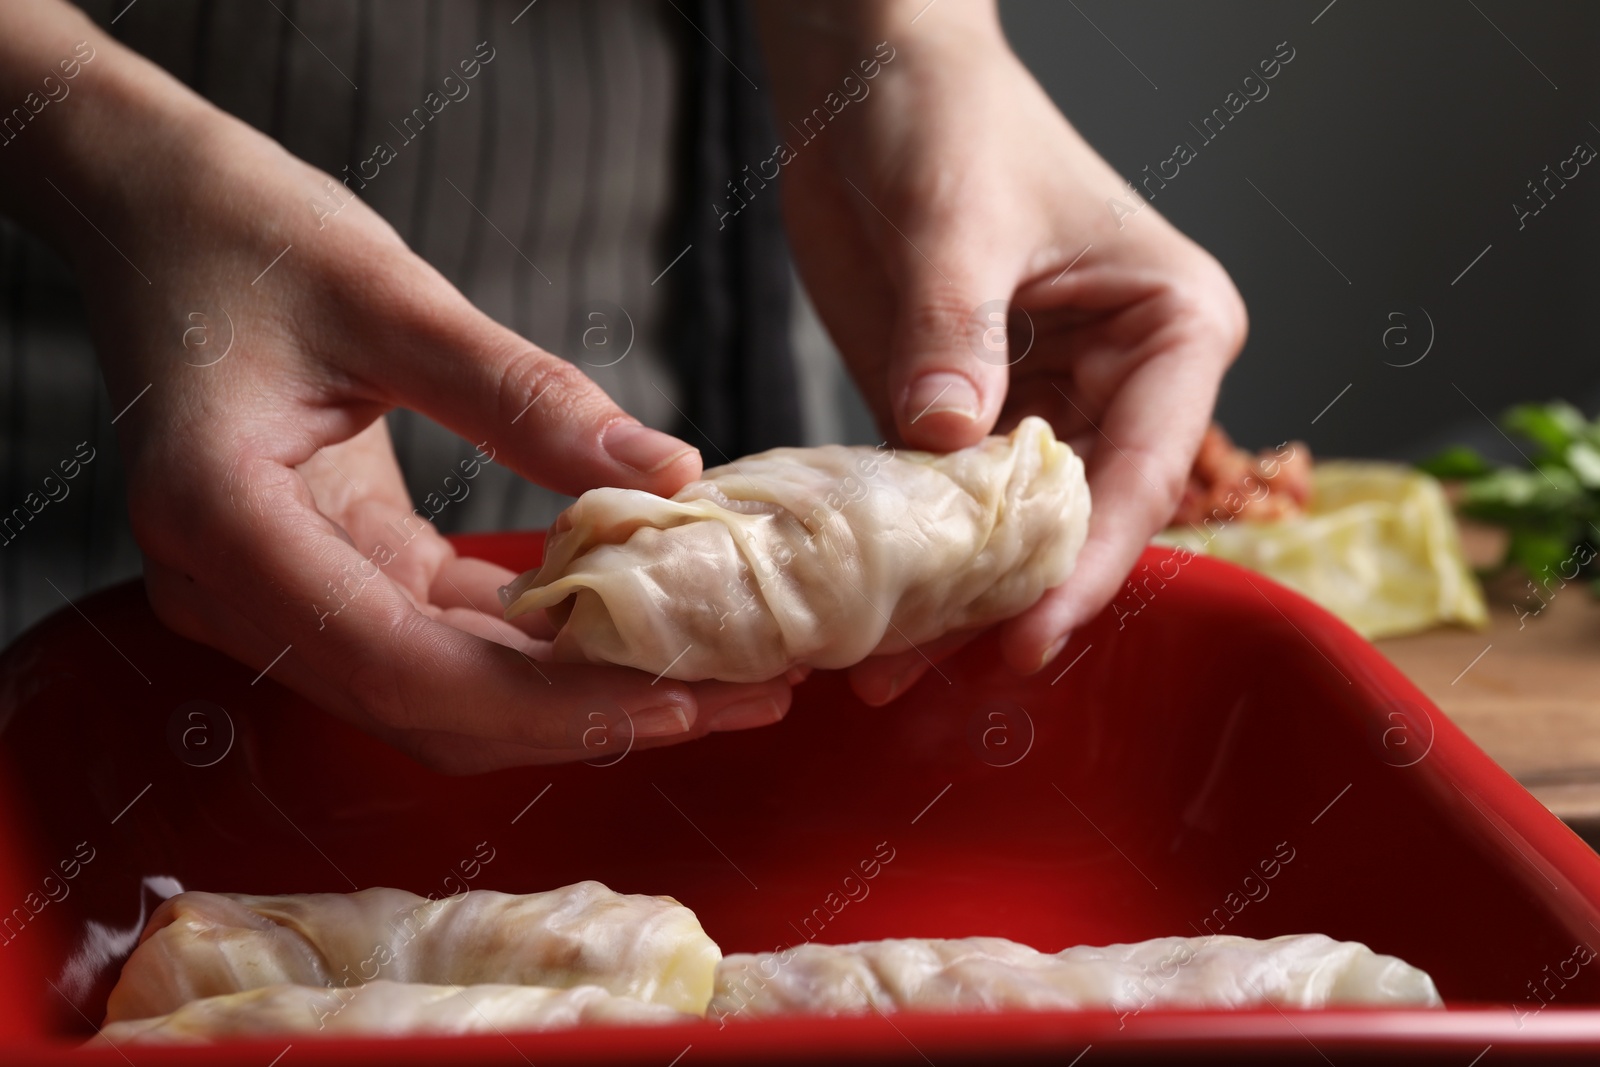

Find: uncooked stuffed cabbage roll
94;981;689;1044
501;416;1089;682
106;881;719;1023
708;934;1441;1022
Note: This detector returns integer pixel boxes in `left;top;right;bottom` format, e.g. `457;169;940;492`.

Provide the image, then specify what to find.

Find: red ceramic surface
2;534;1600;1065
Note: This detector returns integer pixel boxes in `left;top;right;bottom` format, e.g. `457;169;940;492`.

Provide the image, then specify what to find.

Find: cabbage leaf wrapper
503;416;1090;682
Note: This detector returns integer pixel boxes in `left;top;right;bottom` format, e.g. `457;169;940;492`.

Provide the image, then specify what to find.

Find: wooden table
1375;526;1600;838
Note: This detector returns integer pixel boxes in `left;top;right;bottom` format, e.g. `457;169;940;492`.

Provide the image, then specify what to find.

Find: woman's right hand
2;4;790;771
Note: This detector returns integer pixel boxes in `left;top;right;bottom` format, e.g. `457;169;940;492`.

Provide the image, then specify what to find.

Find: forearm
0;0;222;264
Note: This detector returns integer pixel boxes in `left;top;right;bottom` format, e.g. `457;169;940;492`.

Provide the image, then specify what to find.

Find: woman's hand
758;1;1247;702
4;6;789;770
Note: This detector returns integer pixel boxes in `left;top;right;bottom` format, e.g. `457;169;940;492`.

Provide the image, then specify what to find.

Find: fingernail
903;372;980;426
629;704;694;738
1038;632;1071;672
878;665;922;705
603;421;698;475
709;697;784;732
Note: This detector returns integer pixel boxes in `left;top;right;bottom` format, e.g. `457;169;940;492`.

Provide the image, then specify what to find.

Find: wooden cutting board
1375;524;1600;834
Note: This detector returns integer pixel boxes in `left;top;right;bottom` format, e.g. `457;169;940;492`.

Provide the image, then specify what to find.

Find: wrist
756;0;1002;48
1;19;224;264
755;0;1005;103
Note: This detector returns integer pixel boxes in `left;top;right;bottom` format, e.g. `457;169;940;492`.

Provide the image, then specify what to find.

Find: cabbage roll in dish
709;934;1442;1021
105;881;719;1023
95;981;689;1044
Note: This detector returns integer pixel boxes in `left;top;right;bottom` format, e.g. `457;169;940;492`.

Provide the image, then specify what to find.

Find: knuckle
309;228;429;316
1208;280;1249;357
1174;255;1249;361
314;246;468;383
494;348;604;429
902;286;983;355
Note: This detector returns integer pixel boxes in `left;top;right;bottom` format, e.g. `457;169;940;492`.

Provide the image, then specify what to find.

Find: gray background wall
1003;0;1600;461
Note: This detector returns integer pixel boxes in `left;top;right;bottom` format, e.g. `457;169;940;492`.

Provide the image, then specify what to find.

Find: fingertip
849;672;896;707
601;420;702;491
1036;632;1072;673
903;371;981;425
630;702;698;739
1002;593;1078;675
900;410;988;452
645;445;703;496
693;678;792;734
849;660;928;707
897;371;992;451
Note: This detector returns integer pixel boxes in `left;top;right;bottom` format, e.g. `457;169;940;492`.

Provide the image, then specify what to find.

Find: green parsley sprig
1417;401;1600;592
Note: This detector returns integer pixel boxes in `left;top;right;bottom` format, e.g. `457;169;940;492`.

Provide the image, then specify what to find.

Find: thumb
889;254;1019;451
362;290;701;498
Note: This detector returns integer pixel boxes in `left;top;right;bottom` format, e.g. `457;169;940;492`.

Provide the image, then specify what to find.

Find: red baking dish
2;534;1600;1064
